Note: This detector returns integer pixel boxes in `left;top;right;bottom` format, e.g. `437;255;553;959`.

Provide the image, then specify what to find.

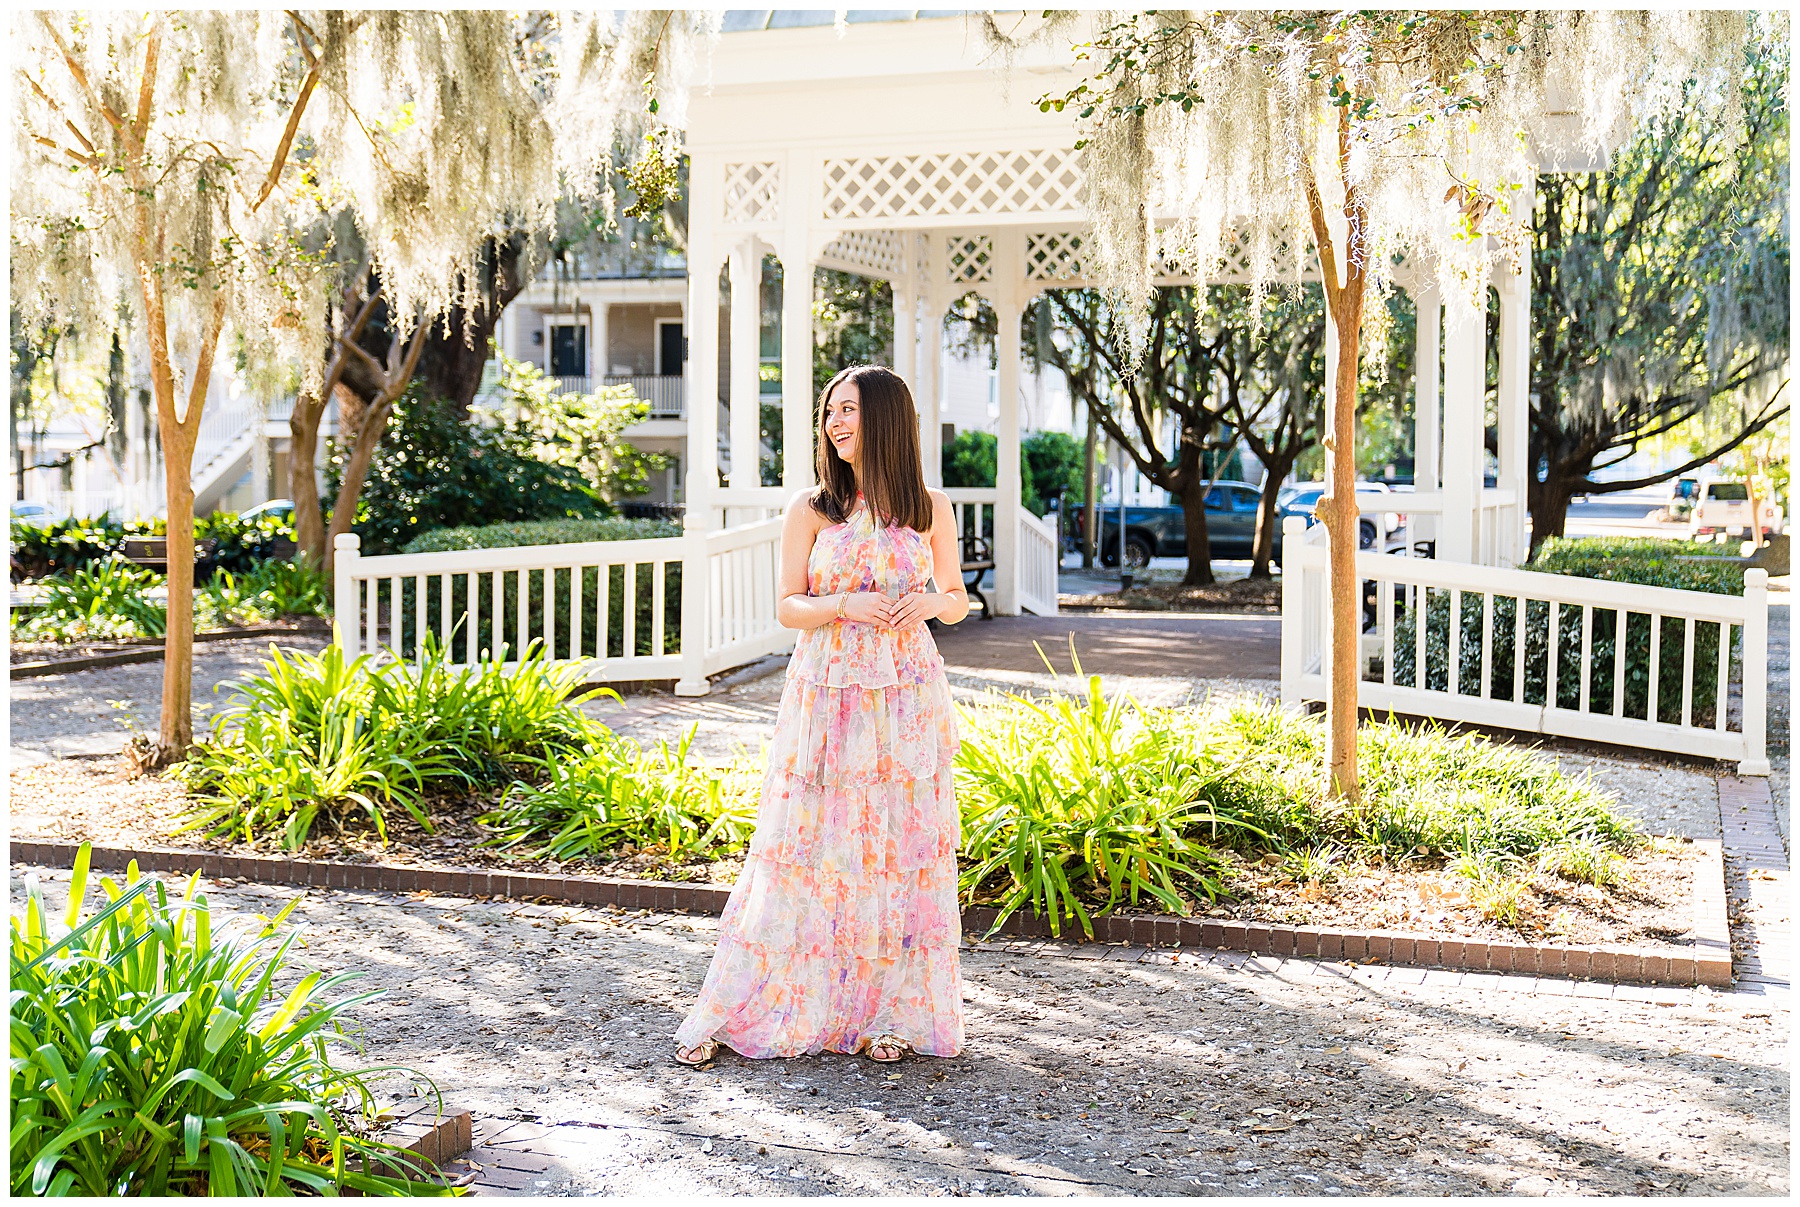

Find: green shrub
1386;536;1744;725
1529;535;1746;593
480;726;760;863
941;429;1080;518
10;512;297;582
10;846;446;1196
952;670;1638;937
400;517;680;554
334;389;606;555
198;560;331;628
954;672;1261;939
176;641;607;849
394;518;684;662
14;560;167;642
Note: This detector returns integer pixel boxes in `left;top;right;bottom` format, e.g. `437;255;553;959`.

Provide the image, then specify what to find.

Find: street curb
9;622;330;679
10;837;1730;987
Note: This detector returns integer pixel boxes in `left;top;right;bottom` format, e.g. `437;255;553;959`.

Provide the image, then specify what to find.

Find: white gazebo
335;12;1767;774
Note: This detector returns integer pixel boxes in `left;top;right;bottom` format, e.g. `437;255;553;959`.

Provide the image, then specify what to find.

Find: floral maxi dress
673;499;964;1058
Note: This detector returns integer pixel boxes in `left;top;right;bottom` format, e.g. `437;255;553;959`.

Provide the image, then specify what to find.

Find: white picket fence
332;517;792;689
1279;517;1771;774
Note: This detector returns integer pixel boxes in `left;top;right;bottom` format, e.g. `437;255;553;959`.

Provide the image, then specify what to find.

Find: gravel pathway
11;865;1785;1197
8;634;331;760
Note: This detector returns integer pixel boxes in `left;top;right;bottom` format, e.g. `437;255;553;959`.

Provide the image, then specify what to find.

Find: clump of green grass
952;664;1641;937
177;638;610;849
479;725;760;864
12;559;167;642
10;845;449;1196
1537;830;1627;888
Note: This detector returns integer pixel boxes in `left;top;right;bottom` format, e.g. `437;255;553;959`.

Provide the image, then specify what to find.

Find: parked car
10;501;60;527
236;498;295;523
1079;481;1279;569
1278;482;1408;550
1687;480;1784;539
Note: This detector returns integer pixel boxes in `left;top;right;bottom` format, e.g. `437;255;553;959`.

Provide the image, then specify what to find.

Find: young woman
672;364;971;1066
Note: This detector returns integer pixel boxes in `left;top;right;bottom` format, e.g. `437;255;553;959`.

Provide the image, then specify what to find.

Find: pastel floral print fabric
674;495;965;1058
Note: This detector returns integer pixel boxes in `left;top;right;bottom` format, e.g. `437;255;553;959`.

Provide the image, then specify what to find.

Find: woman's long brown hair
810;364;934;533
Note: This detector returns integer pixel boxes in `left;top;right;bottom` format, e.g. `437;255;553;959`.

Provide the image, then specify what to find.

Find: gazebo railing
1279;517;1770;774
333;516;793;684
1017;507;1060;616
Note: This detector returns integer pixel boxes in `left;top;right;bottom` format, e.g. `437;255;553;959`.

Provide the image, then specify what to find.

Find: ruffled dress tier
673;498;965;1058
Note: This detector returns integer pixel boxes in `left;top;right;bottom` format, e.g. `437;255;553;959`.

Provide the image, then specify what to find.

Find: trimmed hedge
393;516;685;662
1385;537;1744;728
400;516;680;554
1529;536;1746;595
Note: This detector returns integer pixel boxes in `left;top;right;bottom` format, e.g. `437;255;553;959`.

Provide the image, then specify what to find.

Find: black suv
1074;481;1277;569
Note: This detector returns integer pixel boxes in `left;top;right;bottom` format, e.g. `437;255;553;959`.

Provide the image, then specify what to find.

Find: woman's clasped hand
836;590;942;629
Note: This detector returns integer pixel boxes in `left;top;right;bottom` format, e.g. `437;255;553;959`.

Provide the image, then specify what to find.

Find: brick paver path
1719;776;1790;995
932;613;1281;680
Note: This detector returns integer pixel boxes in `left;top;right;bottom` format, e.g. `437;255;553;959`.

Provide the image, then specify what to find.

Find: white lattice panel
946;235;992;284
817;230;907;278
1018;227;1322;286
723;161;780;225
821;149;1083;221
1024;231;1084;281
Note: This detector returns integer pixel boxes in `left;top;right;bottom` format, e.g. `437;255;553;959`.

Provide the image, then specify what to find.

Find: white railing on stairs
1279;516;1770;774
333;517;793;685
1017;507;1060;616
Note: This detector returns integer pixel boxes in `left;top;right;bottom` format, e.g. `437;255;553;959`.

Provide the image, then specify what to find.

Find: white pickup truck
1687;480;1784;538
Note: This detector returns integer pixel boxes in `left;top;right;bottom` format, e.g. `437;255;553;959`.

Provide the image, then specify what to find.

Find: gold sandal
865;1035;910;1064
673;1039;719;1068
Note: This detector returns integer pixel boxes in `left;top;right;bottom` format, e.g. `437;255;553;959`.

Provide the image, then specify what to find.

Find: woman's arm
774;489;895;631
888;489;970;627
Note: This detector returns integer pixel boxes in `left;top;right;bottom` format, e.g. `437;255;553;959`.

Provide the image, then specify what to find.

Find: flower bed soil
1059;578;1280;612
10;753;1697;950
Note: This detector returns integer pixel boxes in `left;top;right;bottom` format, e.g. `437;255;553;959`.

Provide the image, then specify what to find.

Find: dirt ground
9;865;1784;1197
7;752;1699;950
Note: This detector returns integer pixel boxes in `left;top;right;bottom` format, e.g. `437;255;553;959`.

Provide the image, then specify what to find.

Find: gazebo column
780;155;817;491
918;300;945;487
1413;283;1441;553
677;159;724;696
728;240;762;491
991;230;1025;615
918;233;945;488
1439;294;1486;564
1495;257;1531;567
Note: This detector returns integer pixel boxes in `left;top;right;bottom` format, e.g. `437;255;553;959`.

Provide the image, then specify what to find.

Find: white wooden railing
1017;507;1060;616
549;374;684;417
332;517;793;686
943;487;997;549
1279;517;1770;774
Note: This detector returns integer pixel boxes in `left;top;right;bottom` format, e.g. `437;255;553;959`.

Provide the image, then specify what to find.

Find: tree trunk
1527;466;1580;556
323;397;395;572
1321;301;1364;803
407;231;530;419
289;394;326;565
1176;477;1216;586
1249;449;1299;580
159;446;197;757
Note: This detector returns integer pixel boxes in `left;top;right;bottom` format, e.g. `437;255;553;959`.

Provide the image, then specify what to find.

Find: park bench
960;532;996;621
120;536;218;574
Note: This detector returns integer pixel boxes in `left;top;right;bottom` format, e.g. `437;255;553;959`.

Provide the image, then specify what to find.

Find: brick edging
9;838;1729;987
381;1102;473;1179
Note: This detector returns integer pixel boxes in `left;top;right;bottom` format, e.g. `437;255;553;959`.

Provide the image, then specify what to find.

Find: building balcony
550;374;684;418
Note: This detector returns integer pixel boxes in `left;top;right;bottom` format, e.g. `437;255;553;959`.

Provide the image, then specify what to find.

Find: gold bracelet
835;592;848;620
